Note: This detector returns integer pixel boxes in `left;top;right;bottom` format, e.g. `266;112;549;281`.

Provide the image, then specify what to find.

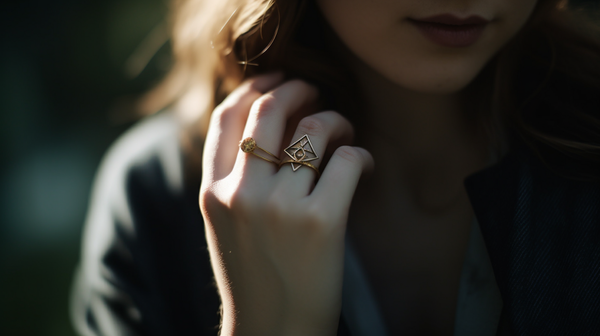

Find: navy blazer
71;113;600;336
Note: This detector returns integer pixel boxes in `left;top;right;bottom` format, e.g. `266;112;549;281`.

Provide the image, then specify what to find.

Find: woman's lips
409;14;490;48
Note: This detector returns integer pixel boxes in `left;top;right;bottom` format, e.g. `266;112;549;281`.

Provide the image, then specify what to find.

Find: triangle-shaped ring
283;134;319;171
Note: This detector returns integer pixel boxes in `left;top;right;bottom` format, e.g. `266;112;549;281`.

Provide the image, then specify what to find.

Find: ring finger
275;111;354;198
232;80;319;178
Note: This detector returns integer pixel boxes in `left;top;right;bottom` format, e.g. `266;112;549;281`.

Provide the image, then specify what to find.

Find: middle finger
232;80;319;178
274;111;354;199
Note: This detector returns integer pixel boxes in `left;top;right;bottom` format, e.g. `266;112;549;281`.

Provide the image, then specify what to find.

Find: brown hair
143;0;600;182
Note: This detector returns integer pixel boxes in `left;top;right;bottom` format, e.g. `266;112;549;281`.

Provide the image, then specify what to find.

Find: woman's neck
344;51;490;214
353;60;475;160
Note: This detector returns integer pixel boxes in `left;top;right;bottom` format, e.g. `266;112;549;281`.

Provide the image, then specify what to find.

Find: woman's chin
394;76;480;95
386;64;487;95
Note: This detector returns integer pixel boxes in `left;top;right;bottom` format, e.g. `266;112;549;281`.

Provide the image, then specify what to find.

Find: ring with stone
282;134;319;172
239;137;281;164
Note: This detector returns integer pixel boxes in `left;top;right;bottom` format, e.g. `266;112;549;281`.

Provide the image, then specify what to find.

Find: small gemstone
295;148;305;160
240;138;256;152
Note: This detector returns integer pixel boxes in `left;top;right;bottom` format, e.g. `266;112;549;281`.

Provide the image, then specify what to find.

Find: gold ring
283;134;319;172
278;160;320;177
239;137;280;164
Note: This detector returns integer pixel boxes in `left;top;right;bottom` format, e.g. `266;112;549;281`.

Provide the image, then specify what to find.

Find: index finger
202;73;284;182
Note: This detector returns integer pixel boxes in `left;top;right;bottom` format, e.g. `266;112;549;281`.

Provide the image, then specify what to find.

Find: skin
199;0;538;335
313;1;535;332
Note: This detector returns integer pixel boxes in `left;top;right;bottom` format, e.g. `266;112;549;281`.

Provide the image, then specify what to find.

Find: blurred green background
1;0;170;334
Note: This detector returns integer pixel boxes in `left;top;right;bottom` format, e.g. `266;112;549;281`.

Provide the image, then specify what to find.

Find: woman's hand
199;73;373;336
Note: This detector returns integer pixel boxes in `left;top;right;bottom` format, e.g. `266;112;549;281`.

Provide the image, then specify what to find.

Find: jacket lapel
465;147;600;335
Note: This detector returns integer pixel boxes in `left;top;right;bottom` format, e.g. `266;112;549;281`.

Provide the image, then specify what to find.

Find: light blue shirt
341;217;503;336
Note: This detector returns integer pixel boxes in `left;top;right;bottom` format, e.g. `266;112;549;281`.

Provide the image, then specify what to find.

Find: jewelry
283;134;319;172
278;160;320;177
239;137;280;164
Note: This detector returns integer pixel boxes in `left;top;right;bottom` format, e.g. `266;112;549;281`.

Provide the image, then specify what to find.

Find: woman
71;0;600;335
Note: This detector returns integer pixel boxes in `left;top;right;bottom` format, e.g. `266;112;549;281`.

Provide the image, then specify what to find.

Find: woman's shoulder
72;111;221;335
83;109;206;264
95;111;188;199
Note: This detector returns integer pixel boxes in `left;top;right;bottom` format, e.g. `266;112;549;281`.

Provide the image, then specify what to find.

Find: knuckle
198;186;218;214
297;116;325;136
212;90;261;124
286;79;317;95
210;102;226;119
324;110;354;137
227;187;256;213
251;93;278;118
334;146;363;165
212;105;235;125
321;110;344;121
330;111;353;129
